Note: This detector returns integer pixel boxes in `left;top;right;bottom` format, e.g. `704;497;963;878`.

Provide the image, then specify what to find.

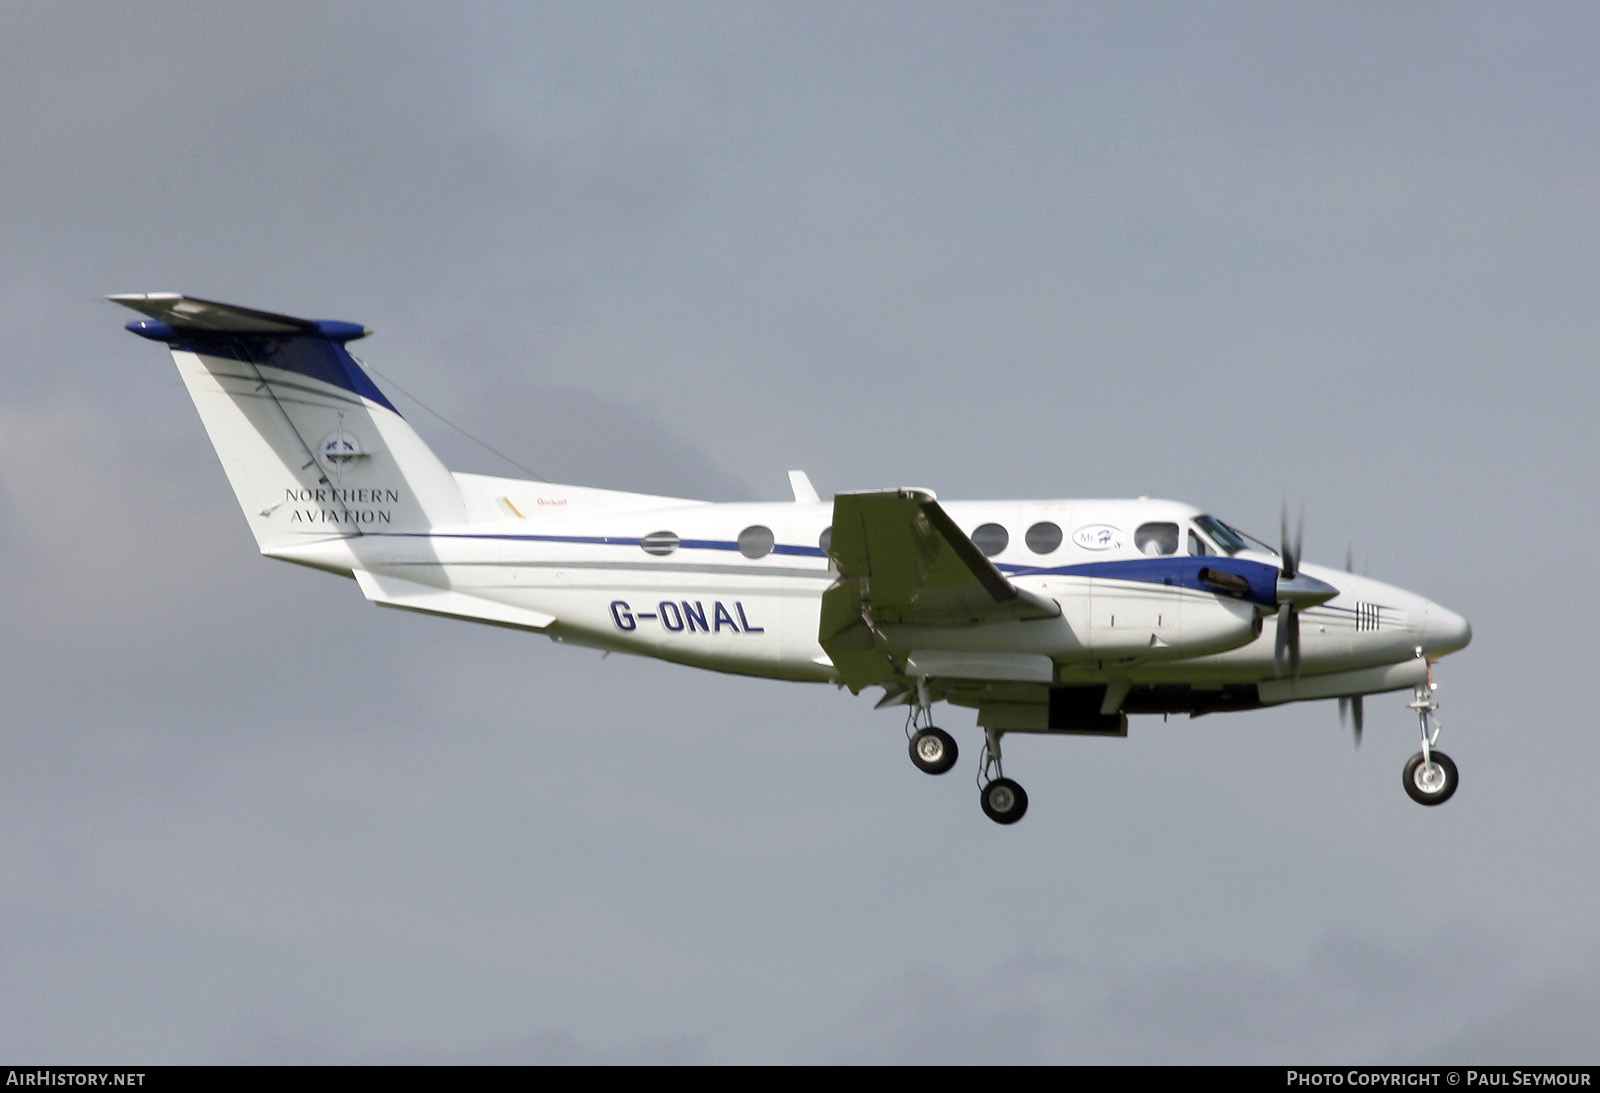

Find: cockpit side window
1135;522;1179;556
1187;529;1213;556
1194;515;1249;556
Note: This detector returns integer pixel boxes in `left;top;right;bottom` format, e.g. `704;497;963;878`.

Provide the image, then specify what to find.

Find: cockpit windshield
1193;515;1277;558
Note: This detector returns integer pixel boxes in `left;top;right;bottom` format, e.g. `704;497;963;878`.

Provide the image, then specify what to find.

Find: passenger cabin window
971;523;1009;557
1025;521;1063;554
738;525;775;559
641;530;680;556
1135;522;1179;556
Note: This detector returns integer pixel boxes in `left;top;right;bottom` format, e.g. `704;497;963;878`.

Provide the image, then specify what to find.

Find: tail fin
111;294;465;552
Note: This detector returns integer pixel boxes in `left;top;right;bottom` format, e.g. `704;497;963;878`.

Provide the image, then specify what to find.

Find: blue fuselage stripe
996;556;1279;606
379;532;1278;604
394;531;827;558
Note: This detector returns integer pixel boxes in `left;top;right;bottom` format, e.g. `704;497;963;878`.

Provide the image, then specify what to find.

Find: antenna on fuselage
362;362;547;482
789;470;822;504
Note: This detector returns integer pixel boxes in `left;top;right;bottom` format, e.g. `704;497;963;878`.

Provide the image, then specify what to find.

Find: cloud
806;932;1600;1064
223;1025;708;1066
2;2;1596;1066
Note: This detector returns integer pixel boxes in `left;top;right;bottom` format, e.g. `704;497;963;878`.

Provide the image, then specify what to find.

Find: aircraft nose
1422;603;1472;657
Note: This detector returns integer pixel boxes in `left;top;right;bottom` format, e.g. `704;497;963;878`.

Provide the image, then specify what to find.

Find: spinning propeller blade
1275;505;1303;680
1280;506;1303;580
1272;504;1336;682
1339;695;1364;748
1274;602;1299;681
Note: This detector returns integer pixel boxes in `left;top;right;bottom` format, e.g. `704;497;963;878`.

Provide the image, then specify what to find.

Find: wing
819;489;1060;691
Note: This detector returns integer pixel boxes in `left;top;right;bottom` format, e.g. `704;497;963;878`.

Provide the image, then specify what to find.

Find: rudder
112;293;465;552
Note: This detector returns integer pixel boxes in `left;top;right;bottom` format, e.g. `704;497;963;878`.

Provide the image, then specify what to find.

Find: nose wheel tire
1403;750;1458;806
980;778;1029;824
909;728;959;775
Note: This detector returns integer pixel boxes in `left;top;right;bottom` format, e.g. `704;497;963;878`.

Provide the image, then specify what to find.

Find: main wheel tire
980;778;1029;825
1403;750;1459;806
909;728;959;775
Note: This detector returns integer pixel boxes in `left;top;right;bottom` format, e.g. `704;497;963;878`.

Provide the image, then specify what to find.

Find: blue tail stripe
126;322;397;415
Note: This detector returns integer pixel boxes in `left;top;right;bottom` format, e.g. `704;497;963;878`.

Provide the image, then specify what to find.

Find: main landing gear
908;726;959;775
904;680;1027;824
1402;678;1457;806
977;728;1028;825
905;678;959;775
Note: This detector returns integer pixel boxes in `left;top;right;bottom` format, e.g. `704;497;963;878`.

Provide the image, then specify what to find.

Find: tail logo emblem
318;426;368;483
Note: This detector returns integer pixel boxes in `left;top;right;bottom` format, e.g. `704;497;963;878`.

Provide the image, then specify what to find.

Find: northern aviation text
284;486;399;526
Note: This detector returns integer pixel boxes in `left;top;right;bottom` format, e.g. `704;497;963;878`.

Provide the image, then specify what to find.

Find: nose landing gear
1404;749;1457;805
1402;674;1457;806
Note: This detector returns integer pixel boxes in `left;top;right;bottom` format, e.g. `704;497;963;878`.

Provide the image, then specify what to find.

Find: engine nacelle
1078;579;1261;662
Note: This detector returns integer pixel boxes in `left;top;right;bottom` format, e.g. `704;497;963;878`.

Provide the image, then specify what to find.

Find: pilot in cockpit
1135;521;1179;556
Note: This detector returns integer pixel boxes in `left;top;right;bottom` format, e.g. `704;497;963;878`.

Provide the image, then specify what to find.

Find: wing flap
819;489;1059;691
827;489;1059;627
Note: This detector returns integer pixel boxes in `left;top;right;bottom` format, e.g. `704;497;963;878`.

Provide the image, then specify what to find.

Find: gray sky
2;2;1595;1064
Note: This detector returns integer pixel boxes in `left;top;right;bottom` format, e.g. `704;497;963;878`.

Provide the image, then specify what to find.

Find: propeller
1283;506;1303;579
1338;695;1364;748
1273;602;1299;680
1336;542;1364;746
1272;504;1338;681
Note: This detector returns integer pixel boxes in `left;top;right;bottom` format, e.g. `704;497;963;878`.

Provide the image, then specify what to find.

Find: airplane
111;293;1473;824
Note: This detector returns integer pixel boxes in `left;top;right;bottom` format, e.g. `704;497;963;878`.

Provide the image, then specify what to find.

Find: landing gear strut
905;678;958;775
1402;674;1457;806
903;679;1028;823
977;727;1028;825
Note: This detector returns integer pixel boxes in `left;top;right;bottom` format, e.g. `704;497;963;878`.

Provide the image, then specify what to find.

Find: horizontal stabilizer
109;293;362;338
354;570;556;632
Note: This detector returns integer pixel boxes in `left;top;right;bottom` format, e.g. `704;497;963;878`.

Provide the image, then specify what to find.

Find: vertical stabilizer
111;294;465;552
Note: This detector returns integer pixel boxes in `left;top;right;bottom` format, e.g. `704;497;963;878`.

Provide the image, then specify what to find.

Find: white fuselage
112;292;1476;815
270;474;1471;711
